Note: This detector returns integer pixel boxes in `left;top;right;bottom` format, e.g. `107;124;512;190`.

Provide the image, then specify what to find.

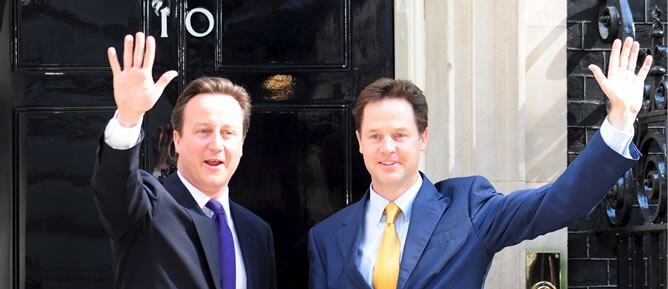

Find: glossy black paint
230;107;349;288
5;0;393;288
16;0;141;68
219;0;346;66
17;72;115;107
18;110;114;289
219;72;357;103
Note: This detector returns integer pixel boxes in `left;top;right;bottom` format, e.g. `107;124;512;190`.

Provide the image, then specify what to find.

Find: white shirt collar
368;173;423;225
177;171;231;217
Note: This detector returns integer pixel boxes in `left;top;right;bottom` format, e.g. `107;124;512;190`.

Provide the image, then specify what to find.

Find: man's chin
206;179;228;188
199;178;229;191
373;175;404;187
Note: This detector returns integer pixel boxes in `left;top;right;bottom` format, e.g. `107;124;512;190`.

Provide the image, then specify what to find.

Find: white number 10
160;7;214;38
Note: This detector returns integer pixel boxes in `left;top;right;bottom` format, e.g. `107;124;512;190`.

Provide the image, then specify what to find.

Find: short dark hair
353;78;428;133
171;77;252;136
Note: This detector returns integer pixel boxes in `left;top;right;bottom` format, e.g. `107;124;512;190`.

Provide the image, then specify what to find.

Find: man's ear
173;129;182;154
419;127;429;151
355;130;363;154
240;135;245;157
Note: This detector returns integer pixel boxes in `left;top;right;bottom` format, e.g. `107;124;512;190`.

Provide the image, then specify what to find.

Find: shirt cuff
599;116;634;159
103;110;143;150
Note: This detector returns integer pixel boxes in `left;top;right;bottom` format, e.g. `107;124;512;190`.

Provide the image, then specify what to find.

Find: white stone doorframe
394;0;568;288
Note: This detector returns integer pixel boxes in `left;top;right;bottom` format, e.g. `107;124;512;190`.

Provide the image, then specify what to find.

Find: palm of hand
113;68;161;114
601;68;644;115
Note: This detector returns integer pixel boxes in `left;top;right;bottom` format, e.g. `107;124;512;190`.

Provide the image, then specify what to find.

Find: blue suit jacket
308;131;638;289
91;136;277;289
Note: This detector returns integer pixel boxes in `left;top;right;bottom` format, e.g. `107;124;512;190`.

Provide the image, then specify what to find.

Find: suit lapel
397;175;450;289
338;192;373;289
163;174;222;289
230;202;257;289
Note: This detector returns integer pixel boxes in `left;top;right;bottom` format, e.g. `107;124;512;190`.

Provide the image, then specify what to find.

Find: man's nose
380;136;396;154
209;133;224;151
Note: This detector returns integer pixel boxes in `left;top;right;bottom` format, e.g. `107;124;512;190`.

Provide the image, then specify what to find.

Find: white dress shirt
355;117;634;287
103;112;248;289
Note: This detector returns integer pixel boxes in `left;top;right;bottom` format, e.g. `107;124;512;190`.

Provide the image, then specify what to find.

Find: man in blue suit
308;37;653;289
92;32;276;289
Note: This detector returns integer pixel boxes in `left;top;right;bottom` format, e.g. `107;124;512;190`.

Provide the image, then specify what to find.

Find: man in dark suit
92;32;276;289
308;37;653;289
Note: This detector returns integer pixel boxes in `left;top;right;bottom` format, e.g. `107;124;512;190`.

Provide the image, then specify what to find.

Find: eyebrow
365;127;411;133
192;122;237;128
191;122;212;128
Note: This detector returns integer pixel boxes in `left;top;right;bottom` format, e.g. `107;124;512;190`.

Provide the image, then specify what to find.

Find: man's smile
204;159;224;167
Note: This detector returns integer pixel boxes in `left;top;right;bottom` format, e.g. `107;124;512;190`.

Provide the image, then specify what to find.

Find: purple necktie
206;199;236;289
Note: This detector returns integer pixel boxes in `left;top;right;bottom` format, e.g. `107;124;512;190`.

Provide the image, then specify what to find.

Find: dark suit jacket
91;136;276;289
308;131;638;289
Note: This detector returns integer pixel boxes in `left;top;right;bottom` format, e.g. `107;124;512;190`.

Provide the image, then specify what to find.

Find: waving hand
588;37;653;132
107;32;178;127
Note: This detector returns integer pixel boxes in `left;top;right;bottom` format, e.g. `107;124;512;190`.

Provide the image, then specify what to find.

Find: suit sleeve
91;133;158;243
470;131;639;253
308;228;326;289
266;225;277;289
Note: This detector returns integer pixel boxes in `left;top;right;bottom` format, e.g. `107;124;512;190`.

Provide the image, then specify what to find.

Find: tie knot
205;199;225;216
384;202;401;225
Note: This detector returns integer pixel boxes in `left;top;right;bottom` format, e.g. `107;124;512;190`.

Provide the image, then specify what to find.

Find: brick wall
567;0;667;288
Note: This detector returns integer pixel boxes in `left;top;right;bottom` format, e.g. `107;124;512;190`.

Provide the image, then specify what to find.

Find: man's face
173;93;244;196
356;98;429;196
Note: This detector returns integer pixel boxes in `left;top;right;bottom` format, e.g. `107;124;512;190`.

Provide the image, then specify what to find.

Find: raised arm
92;32;178;241
472;38;649;252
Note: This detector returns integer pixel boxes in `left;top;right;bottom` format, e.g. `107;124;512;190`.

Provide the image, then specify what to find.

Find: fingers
618;37;633;71
608;39;622;76
143;36;156;69
628;41;640;71
107;47;121;76
118;32;162;73
123;34;134;70
155;70;179;90
637;55;653;81
133;32;146;68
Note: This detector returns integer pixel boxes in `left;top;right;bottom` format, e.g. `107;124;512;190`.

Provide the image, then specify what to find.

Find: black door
1;0;393;288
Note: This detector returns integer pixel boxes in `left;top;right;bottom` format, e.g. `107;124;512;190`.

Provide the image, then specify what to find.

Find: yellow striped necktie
373;202;402;289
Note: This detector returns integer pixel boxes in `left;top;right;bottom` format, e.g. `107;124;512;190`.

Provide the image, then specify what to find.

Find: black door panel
16;72;114;107
232;107;349;288
219;0;346;67
16;0;141;68
18;110;114;289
